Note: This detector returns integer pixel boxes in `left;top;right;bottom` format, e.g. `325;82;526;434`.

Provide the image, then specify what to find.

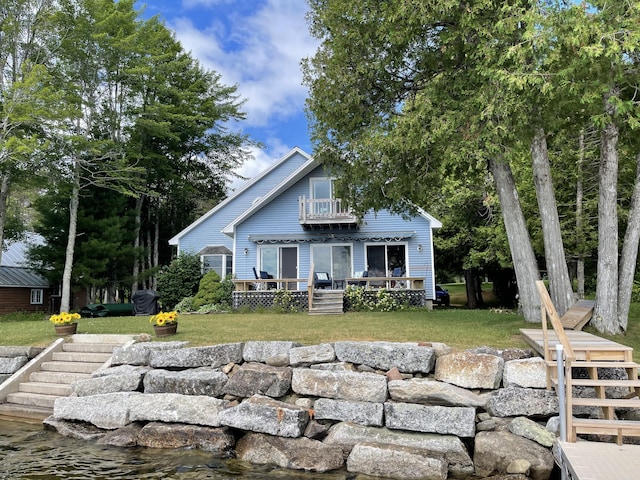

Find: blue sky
136;0;319;188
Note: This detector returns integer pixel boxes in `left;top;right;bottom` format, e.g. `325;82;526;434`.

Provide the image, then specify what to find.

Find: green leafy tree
156;253;203;310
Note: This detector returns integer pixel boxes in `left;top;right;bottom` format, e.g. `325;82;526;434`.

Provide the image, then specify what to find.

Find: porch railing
298;196;357;223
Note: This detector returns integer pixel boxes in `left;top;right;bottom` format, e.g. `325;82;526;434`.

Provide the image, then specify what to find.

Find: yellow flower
149;311;178;327
49;312;81;325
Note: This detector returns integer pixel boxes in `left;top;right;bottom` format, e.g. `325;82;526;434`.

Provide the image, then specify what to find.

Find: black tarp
132;289;160;315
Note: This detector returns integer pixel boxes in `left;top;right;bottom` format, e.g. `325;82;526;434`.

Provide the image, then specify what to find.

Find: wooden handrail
535;280;576;361
308;263;315;310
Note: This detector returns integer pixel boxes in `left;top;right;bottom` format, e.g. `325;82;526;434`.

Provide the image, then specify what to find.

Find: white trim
168;147;311;245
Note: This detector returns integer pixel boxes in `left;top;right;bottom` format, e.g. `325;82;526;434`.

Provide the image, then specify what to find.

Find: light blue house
169;148;442;308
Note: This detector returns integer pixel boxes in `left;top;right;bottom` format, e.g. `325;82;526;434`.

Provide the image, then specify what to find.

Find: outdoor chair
391;267;405;288
314;271;332;289
260;270;277;290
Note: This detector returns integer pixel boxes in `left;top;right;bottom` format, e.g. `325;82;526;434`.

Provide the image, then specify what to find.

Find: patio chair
260;270;277;290
391;267;405;288
314;271;332;289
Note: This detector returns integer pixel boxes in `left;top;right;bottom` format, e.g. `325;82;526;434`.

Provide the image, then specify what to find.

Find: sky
136;0;320;189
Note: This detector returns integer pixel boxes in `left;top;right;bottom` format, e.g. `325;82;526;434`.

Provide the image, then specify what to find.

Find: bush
192;272;235;310
156;253;203;310
174;296;195;313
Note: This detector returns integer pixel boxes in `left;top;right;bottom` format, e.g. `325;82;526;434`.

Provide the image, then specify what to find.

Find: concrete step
53;351;112;363
40;361;103;374
63;343;121;354
19;381;72;396
309;306;344;315
29;370;91;384
0;403;52;422
6;391;60;409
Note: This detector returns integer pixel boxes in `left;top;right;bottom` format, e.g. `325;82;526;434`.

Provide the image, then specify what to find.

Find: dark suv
435;285;450;306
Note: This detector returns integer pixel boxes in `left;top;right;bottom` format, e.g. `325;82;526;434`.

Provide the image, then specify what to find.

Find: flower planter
153;323;177;337
54;322;78;336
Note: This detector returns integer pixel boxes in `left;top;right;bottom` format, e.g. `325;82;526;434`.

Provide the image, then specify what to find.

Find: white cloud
168;0;317;128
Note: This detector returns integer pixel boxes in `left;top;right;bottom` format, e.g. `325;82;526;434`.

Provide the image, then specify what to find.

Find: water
0;420;351;480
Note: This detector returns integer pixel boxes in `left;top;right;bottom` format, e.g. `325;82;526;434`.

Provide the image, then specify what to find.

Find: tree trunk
60;163;80;313
489;157;540;322
153;215;159;290
576;130;585;299
0;173;11;266
593;90;620;334
617;151;640;332
474;273;485;307
531;128;574;315
464;270;478;308
131;196;143;294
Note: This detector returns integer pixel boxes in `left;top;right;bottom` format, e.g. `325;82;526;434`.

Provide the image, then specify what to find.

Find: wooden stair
532;280;640;445
0;334;133;421
309;290;344;315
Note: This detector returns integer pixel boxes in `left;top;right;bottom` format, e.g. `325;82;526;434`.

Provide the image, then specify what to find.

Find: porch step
0;334;133;422
309;290;344;315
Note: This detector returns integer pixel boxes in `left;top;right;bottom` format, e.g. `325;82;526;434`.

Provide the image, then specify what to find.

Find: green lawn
0;309;532;350
2;286;639;362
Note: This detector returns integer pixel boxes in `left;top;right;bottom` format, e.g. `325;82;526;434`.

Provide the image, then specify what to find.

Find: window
202;254;232;277
30;289;43;305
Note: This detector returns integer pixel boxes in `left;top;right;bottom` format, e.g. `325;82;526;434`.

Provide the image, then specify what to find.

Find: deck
558;441;640;480
520;328;634;362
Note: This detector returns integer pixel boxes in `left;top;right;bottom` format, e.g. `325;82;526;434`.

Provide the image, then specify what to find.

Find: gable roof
0;266;49;288
222;155;320;235
168;147;311;245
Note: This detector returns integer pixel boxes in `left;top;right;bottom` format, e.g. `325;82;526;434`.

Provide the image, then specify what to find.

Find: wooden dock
520;328;634;362
558;441;640;479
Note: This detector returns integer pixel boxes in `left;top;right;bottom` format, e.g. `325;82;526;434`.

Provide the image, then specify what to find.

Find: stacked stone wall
44;340;565;479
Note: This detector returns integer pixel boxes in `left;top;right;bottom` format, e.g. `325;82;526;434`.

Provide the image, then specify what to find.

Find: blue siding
174;150;439;300
234;165;437;297
174;150;310;255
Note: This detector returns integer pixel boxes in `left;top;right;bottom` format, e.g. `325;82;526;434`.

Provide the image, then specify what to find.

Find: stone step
6;391;60;409
63;343;121;354
19;381;72;396
0;403;52;422
29;370;91;384
52;351;112;363
40;361;103;374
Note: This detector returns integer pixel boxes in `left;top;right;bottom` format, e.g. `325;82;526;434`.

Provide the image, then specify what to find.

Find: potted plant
49;312;81;336
149;310;179;337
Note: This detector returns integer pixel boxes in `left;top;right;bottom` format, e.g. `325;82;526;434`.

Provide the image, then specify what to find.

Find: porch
232;275;425;292
231;284;428;311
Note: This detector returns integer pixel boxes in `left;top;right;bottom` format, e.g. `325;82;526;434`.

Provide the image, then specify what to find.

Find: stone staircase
0;334;134;421
309;290;344;315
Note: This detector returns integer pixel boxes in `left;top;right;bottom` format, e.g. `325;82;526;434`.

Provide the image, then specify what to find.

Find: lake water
0;420;353;480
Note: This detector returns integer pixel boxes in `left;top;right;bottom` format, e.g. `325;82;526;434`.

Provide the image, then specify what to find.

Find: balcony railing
298;196;358;228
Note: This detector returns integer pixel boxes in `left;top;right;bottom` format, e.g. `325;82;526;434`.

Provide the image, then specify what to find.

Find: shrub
272;289;301;313
192;271;235;310
174;296;195;313
156;253;203;310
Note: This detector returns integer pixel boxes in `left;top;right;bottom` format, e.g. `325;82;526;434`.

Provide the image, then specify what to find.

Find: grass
2;283;640;362
0;308;562;352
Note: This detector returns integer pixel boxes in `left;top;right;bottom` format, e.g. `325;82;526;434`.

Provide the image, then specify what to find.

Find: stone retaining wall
0;346;43;384
44;340;563;479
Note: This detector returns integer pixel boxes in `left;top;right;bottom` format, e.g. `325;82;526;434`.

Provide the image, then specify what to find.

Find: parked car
435;284;450;306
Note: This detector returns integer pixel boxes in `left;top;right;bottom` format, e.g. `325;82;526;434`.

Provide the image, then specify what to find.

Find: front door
280;247;297;289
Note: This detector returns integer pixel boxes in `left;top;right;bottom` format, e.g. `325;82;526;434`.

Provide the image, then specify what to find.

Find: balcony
298;196;359;230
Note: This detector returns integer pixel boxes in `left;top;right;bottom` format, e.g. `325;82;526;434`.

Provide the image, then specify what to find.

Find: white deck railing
298;196;357;223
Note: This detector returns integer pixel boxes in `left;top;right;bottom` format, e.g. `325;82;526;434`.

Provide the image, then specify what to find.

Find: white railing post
556;343;567;442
